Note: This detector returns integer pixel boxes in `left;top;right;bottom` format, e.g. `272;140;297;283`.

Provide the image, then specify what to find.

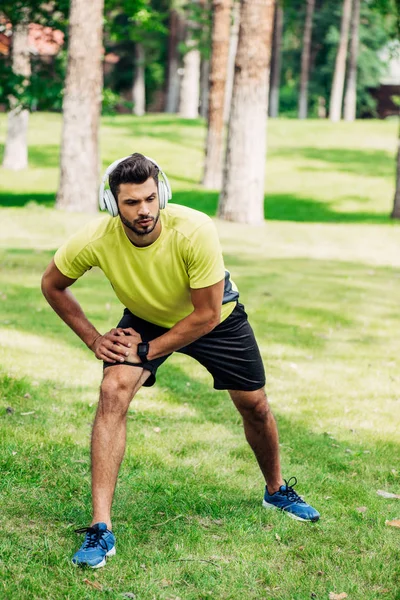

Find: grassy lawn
0;114;399;599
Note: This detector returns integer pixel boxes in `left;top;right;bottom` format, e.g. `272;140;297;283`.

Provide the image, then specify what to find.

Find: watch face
138;342;148;356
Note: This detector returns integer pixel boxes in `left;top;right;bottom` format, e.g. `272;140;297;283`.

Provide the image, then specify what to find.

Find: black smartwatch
137;341;149;364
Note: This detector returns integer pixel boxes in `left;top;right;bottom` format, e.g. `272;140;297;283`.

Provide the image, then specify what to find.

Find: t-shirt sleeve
54;229;98;279
186;220;225;289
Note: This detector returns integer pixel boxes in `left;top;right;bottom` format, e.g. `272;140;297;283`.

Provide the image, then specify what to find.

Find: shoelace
74;526;109;551
281;477;306;504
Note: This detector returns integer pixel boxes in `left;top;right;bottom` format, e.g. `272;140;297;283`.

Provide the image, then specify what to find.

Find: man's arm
123;279;225;362
41;260;133;363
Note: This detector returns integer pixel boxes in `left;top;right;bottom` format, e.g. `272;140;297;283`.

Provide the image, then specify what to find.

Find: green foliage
102;87;133;115
279;0;398;118
0;0;69;30
104;0;169;110
0;53;66;112
29;53;67;112
180;0;212;59
0;1;68;111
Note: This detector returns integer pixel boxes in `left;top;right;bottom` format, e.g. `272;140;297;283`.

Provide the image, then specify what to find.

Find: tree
223;0;240;123
202;0;232;189
132;42;145;116
165;8;184;113
298;0;315;119
343;0;361;121
391;118;400;219
2;18;31;170
178;2;201;118
178;37;201;117
329;0;353;122
56;0;104;213
218;0;275;225
199;56;210;118
269;2;283;118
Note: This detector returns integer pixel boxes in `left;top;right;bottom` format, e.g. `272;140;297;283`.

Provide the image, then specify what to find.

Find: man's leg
91;365;151;529
229;387;284;494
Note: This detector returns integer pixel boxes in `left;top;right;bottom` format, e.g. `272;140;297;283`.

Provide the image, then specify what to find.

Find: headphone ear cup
103;189;118;217
158;181;168;209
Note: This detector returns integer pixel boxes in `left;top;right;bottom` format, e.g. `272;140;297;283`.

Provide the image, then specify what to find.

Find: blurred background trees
1;0;397;119
0;0;398;215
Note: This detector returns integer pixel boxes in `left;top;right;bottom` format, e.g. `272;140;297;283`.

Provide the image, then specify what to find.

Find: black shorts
103;303;266;391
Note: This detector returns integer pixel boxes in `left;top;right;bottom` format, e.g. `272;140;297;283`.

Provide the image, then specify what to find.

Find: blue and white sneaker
263;477;320;522
72;522;116;568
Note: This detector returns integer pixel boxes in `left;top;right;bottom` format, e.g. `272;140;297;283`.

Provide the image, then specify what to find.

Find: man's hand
119;327;142;364
90;328;137;363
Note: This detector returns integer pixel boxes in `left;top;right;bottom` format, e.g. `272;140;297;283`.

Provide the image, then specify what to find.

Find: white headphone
99;155;172;217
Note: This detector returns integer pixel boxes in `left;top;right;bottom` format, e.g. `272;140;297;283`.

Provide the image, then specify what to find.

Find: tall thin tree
132;43;145;116
165;8;184;113
298;0;315;119
203;0;232;189
179;2;201;119
329;0;353;122
343;0;360;121
269;2;283;118
200;56;210;118
223;0;240;123
179;39;201;118
392;123;400;219
2;19;31;170
56;0;104;212
218;0;275;225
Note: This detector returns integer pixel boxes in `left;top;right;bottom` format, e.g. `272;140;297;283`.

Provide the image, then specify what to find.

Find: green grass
0;114;400;599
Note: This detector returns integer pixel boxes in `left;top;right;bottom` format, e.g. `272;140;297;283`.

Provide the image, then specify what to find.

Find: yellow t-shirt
54;204;238;328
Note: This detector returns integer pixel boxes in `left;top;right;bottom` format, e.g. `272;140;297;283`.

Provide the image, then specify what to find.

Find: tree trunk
391;125;400;219
269;3;283;118
56;0;104;213
179;36;201;118
199;57;210;118
2;21;31;171
343;0;360;122
329;0;353;123
203;0;232;190
298;0;315;119
132;43;145;116
223;0;240;123
218;0;275;225
165;9;183;113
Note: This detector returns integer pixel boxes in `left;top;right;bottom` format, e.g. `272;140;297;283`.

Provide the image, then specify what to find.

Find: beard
119;210;160;237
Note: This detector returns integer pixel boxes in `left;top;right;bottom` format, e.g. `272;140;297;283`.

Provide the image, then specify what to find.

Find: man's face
117;178;160;237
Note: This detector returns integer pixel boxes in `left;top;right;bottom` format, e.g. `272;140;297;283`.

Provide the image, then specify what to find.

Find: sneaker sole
262;499;319;523
72;545;116;569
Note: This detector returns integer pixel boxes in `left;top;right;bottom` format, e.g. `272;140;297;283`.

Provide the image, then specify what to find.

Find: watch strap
137;341;149;364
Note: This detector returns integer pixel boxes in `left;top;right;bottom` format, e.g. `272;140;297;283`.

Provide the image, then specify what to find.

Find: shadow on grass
0;187;394;225
171;191;394;224
0;191;55;208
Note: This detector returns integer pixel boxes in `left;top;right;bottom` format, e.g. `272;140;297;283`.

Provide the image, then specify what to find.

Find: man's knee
99;368;138;417
230;389;271;424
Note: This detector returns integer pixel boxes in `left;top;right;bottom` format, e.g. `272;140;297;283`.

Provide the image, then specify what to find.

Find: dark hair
109;153;159;201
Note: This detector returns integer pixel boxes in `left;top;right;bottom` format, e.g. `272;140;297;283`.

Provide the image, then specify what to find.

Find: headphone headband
99;154;172;215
